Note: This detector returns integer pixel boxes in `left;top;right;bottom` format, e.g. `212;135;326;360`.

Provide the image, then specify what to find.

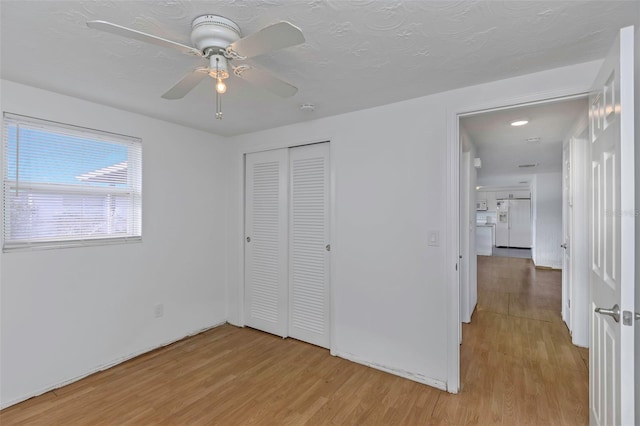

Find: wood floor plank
1;256;588;425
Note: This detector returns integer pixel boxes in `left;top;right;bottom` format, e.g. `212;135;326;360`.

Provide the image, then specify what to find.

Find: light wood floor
1;256;588;425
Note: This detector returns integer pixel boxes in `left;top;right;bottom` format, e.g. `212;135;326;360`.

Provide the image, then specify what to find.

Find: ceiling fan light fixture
87;14;305;121
216;78;227;94
213;55;225;119
208;54;229;80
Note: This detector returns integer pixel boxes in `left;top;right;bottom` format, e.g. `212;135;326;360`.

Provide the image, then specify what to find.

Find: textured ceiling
0;1;637;136
461;97;588;184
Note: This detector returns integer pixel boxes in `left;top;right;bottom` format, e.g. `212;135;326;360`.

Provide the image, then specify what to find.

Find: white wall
468;149;478;323
460;129;477;323
567;124;589;348
231;101;452;388
225;60;601;389
0;80;229;408
532;172;563;268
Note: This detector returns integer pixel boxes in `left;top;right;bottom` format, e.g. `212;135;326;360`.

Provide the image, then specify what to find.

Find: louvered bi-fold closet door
244;149;289;337
288;143;330;348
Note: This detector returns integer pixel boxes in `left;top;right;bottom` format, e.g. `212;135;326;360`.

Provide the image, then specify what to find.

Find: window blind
2;113;142;250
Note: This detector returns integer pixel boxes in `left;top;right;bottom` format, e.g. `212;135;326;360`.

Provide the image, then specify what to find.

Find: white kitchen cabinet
495;190;530;199
476;225;493;255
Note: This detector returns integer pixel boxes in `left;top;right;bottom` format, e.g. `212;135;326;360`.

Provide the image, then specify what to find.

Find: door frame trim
446;87;592;393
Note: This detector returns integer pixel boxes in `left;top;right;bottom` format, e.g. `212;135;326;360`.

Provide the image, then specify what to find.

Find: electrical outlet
154;303;164;318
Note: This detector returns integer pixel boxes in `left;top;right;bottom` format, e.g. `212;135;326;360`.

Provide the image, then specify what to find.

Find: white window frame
2;113;142;251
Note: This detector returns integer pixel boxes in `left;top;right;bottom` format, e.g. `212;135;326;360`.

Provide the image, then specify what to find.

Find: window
2;113;142;250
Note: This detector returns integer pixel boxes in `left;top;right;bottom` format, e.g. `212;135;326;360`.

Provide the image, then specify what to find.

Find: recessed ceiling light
510;119;529;127
299;103;315;112
525;137;541;143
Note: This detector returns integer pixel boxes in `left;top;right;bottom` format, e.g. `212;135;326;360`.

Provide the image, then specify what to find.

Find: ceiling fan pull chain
216;95;223;119
215;57;223;120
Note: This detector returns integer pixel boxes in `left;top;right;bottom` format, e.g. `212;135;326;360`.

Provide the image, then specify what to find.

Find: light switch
428;230;439;246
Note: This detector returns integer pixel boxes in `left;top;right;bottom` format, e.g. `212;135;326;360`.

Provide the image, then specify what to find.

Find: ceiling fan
87;15;305;119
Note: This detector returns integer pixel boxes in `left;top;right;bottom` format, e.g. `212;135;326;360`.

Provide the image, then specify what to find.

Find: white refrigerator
495;199;531;248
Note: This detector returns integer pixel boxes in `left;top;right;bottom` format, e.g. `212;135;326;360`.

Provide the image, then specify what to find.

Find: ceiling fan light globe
216;79;227;94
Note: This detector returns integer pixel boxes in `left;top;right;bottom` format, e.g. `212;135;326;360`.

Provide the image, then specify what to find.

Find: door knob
595;304;620;322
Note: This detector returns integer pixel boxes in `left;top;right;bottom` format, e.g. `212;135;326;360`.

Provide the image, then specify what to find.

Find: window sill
3;236;142;253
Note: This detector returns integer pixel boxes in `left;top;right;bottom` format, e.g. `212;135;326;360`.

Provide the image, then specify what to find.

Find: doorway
457;95;590;379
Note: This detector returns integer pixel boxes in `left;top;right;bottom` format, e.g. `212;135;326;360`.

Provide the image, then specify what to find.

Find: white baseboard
333;350;447;391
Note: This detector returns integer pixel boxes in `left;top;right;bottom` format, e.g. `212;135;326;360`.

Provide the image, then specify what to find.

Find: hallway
449;255;589;424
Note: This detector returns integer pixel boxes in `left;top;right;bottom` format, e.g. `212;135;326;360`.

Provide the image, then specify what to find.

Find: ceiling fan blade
235;67;298;98
229;21;304;59
87;20;202;57
161;69;209;99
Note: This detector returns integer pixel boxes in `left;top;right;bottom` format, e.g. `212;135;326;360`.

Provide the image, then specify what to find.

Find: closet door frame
240;140;335;353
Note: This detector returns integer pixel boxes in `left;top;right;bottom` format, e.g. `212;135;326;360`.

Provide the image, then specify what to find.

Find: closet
244;143;330;348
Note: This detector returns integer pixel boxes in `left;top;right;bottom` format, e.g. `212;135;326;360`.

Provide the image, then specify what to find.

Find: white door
508;199;531;248
245;149;289;337
589;26;635;426
288;143;331;348
562;140;572;329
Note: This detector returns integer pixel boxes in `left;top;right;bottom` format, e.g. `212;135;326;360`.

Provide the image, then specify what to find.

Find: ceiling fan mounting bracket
190;15;241;54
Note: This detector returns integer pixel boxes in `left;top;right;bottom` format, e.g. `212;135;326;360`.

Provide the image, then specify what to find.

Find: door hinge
455;263;458;271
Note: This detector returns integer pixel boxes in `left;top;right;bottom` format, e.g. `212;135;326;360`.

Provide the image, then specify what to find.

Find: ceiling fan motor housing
190;15;241;54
